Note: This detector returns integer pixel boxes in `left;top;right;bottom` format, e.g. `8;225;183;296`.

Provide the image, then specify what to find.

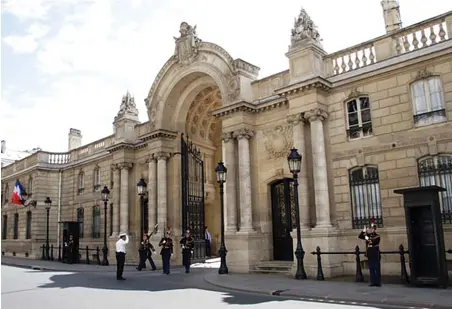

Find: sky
1;0;451;153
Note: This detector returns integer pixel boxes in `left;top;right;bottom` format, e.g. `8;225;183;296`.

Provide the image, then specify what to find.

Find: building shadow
17;268;393;307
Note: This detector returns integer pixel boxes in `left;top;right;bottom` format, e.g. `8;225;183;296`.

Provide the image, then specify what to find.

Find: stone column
156;152;170;233
111;164;120;237
233;128;254;233
147;154;157;231
222;132;237;232
287;114;310;229
119;162;133;233
304;108;332;228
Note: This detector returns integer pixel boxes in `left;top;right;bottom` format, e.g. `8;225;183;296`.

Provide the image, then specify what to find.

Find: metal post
218;181;228;274
138;195;145;269
46;208;50;260
292;173;307;279
101;200;109;266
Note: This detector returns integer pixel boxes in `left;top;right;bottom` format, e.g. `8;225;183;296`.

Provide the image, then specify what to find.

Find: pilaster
146;154;157;232
118;162;133;233
233;128;255;233
221;131;237;233
156;151;171;237
111;164;120;237
304;108;332;229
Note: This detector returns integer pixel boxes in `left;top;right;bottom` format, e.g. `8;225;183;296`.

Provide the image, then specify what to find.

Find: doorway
271;179;295;261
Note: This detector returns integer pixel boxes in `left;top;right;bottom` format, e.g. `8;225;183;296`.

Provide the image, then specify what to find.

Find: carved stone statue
173;22;202;65
381;0;402;33
116;91;138;120
290;8;321;46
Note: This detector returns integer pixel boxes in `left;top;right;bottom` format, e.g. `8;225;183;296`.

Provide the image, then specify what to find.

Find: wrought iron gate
181;134;206;261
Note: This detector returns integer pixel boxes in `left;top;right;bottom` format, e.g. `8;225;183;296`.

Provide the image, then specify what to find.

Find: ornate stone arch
145;41;240;131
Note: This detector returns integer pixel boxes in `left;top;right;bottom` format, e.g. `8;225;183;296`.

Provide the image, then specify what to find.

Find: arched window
2;183;9;205
411;76;446;126
418;155;452;223
13;213;19;239
77;207;84;238
26;211;32;239
2;215;7;239
92;205;100;238
78;171;85;194
93;166;101;191
349;166;383;229
345;96;373;140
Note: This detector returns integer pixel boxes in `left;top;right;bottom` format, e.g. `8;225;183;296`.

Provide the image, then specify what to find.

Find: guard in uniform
158;230;173;275
180;230;195;273
358;218;381;287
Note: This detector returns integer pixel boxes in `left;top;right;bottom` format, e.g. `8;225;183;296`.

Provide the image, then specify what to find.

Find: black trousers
205;240;211;257
116;252;126;279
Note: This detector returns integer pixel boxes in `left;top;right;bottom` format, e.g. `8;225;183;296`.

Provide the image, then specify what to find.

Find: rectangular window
109;203;113;236
92;206;100;238
2;215;7;239
78;173;85;194
13;213;19;239
26;211;32;239
349;166;383;229
77;208;84;238
418;156;452;224
346;97;373;140
411;77;446;126
93;168;101;191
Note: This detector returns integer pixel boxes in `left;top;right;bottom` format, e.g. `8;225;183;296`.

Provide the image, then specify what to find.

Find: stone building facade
2;2;452;277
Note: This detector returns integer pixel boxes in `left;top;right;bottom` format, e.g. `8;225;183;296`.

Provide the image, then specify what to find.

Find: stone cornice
118;162;133;170
275;76;332;97
105;141;136;153
140;129;178;142
212;97;288;118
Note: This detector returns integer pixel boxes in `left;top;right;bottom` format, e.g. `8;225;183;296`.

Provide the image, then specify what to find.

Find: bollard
399;244;409;284
58;245;62;262
25;252;29;257
355;245;364;282
446;249;452;254
85;246;90;264
1;251;4;256
13;252;16;256
41;244;46;260
96;247;101;265
50;245;54;261
314;246;324;280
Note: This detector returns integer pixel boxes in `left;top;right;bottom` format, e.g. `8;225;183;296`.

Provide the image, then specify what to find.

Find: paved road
1;265;413;309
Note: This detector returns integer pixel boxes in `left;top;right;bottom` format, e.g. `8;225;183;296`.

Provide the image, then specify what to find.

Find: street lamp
44;197;52;261
137;177;147;269
101;186;110;266
287;148;307;280
215;161;228;275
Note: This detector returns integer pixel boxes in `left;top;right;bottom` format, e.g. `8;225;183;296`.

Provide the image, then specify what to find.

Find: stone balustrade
325;11;451;77
1;135;115;178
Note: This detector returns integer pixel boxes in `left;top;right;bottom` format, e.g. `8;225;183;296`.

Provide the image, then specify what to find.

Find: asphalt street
1;265;411;309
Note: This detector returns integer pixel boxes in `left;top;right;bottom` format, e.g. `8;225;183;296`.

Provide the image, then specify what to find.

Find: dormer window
346;96;373;140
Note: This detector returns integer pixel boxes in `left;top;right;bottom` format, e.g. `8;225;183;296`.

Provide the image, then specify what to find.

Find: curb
203;275;448;309
2;262;58;271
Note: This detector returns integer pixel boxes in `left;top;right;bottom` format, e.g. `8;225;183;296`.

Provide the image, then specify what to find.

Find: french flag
11;180;26;206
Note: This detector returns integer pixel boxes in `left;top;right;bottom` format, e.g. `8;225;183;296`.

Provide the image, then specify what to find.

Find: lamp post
137;177;147;269
101;186;110;266
215;161;228;275
287;148;307;280
44;197;52;261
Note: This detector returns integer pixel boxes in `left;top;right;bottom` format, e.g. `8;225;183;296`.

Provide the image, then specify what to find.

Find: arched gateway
144;22;259;260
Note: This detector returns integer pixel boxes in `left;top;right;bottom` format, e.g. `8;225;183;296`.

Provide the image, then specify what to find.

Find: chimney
68;128;82;151
1;140;5;154
381;0;402;33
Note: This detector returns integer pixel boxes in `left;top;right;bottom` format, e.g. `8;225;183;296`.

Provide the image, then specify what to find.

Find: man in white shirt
204;226;212;258
116;232;129;280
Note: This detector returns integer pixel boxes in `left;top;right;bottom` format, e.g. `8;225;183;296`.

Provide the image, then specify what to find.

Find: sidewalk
1;256;140;273
204;272;452;309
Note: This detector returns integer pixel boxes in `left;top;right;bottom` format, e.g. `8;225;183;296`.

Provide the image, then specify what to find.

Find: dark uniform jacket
180;236;195;252
158;237;173;255
358;231;381;262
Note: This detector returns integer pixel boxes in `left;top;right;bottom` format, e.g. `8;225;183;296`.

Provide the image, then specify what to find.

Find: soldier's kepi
358;217;382;287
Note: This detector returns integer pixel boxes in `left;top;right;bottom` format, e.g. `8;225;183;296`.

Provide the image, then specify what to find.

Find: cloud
3;23;50;54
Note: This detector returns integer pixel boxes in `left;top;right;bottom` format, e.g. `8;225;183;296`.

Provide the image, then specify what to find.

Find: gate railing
310;245;452;282
39;244;102;265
